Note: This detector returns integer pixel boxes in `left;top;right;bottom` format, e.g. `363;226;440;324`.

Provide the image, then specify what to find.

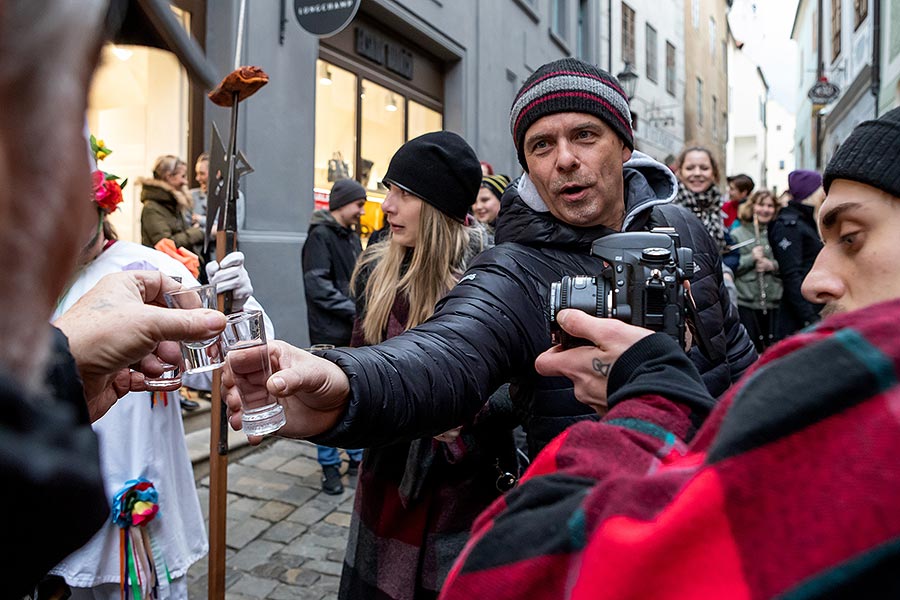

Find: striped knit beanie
510;58;634;171
824;106;900;200
481;174;511;201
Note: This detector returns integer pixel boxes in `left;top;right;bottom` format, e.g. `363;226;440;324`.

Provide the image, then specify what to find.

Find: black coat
315;156;756;456
2;328;108;596
302;210;362;346
768;202;823;338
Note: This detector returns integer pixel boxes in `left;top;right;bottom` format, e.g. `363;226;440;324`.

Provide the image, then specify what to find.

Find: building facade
604;0;687;163
877;0;900;114
726;39;768;187
683;0;731;177
792;0;880;170
765;99;796;195
92;0;634;346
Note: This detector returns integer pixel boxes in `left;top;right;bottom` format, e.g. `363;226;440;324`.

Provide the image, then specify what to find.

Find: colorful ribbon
112;479;169;599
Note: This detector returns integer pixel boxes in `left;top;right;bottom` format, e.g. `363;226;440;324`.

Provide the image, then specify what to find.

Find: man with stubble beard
441;106;900;599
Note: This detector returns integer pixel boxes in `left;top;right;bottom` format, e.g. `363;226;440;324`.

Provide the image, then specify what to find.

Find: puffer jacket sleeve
655;205;757;397
312;247;545;449
301;228;356;319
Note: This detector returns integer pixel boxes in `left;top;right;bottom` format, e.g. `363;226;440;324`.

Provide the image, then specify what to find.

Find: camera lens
550;276;608;319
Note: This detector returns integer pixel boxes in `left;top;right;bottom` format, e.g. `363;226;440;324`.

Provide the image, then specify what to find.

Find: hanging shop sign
807;77;841;106
294;0;361;37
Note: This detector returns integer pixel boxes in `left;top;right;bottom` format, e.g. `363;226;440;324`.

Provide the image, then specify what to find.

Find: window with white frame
645;23;658;83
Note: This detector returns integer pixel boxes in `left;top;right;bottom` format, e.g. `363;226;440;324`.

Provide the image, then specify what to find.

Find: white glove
206;251;253;311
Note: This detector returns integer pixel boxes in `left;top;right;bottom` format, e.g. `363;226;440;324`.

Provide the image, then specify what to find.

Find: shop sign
294;0;360;37
355;27;414;80
807;77;840;106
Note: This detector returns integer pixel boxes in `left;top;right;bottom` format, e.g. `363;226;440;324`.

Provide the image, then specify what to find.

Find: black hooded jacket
302;209;362;346
315;153;756;456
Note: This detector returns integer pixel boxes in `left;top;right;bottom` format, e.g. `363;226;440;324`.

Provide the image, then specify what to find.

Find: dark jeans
738;305;779;354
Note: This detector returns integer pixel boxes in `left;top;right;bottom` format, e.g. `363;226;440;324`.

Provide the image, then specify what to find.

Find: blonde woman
731;190;783;351
139;154;204;253
339;132;503;600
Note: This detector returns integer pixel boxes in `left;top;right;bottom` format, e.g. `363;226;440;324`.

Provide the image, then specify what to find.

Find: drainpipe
608;0;613;72
815;0;824;170
872;0;882;117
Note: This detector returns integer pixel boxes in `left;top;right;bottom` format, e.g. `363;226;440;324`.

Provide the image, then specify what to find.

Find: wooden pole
208;93;240;600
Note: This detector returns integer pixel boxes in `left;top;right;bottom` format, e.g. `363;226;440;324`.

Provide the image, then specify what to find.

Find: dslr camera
549;228;704;350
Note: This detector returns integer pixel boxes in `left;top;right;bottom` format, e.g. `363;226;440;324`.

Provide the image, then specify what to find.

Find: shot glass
163;284;225;374
144;362;181;389
222;310;286;436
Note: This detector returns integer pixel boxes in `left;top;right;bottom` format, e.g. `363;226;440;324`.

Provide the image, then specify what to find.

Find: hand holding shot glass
222;310;286;436
163;284;226;374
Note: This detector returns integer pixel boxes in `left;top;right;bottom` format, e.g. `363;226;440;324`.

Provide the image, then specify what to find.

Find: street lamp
616;62;638;101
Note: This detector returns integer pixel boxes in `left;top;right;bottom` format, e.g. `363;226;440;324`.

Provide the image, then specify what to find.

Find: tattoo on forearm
592;358;611;377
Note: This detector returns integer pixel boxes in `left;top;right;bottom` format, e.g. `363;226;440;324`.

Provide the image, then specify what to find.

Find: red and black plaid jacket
442;297;900;599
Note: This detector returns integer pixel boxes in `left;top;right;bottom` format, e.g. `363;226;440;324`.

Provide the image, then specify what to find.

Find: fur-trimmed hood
137;177;193;212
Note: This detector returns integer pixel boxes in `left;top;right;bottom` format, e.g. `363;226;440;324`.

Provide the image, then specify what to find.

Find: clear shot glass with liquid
163;284;226;374
222;310;286;436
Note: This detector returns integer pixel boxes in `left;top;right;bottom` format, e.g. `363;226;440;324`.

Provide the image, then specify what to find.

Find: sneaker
321;465;344;495
180;397;200;411
347;459;360;477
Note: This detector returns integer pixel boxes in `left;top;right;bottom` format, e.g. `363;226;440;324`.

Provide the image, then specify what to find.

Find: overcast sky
728;0;802;111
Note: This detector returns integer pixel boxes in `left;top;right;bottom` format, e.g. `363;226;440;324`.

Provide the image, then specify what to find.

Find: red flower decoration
92;169;125;213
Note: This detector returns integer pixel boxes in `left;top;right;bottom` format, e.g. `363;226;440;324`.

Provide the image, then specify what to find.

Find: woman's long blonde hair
351;200;471;345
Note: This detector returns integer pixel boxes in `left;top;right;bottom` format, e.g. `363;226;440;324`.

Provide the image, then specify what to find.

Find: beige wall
682;0;730;181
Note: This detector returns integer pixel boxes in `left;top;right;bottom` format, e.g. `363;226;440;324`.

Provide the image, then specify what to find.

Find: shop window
87;8;190;244
408;101;443;140
314;57;443;238
360;79;405;195
314;60;357;191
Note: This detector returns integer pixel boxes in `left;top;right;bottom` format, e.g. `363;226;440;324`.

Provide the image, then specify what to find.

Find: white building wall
791;0;818;170
765;99;796;195
726;41;767;185
606;0;686;162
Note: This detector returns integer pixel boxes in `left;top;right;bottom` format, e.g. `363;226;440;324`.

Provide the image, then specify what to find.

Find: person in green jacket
730;189;783;351
139;154;204;255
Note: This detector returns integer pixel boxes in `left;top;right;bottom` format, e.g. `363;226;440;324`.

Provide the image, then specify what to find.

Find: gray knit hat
329;178;367;211
824;107;900;199
509;58;634;171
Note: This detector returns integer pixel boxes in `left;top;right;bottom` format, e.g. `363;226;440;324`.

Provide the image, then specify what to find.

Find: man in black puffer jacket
224;59;756;458
302;178;367;347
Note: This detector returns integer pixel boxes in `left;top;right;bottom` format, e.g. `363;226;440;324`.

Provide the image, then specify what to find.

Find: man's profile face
802;179;900;316
335;198;366;228
523;113;632;229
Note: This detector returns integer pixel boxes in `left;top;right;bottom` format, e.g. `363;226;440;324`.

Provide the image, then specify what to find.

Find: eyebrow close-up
820;202;863;230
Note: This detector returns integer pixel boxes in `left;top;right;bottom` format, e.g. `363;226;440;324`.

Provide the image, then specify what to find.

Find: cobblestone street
187;439;355;599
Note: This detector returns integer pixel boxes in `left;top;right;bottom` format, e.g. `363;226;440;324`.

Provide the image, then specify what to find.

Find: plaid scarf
674;182;726;253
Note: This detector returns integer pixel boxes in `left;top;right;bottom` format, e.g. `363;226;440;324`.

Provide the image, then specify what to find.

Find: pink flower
92;170;124;212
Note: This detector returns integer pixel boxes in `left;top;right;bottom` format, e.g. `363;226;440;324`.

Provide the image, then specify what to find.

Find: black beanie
382;131;481;222
510;58;634;171
329;178;367;211
824;107;900;199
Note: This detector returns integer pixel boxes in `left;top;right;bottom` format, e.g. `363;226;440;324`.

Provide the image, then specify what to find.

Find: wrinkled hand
206;251;252;311
535;310;653;415
222;340;350;444
54;271;227;421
